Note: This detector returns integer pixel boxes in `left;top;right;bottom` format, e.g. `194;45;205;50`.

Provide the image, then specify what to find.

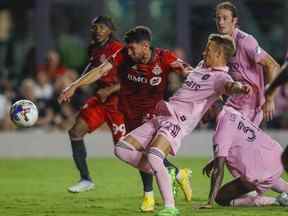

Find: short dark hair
124;26;152;44
91;16;115;31
216;1;237;18
208;33;236;62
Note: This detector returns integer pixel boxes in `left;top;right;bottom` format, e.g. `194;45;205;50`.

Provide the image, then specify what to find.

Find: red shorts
79;97;126;144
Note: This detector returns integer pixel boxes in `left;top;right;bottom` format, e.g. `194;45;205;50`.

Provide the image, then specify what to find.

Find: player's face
126;42;146;63
203;41;220;67
215;9;237;35
90;23;112;43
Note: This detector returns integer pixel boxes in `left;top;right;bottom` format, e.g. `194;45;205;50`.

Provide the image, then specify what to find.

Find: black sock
163;158;179;175
139;171;153;192
71;139;91;181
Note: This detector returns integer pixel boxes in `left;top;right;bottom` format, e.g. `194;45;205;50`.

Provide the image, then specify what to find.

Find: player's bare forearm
202;159;215;177
266;62;288;98
72;61;113;89
105;83;120;95
224;81;251;95
260;55;280;99
170;60;193;78
207;157;225;205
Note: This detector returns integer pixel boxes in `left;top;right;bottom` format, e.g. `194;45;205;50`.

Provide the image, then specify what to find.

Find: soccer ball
10;99;39;127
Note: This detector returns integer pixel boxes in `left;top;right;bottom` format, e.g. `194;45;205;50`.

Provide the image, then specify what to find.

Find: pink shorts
127;115;185;156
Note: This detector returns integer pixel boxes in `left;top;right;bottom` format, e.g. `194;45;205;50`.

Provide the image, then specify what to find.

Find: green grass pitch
0;158;287;216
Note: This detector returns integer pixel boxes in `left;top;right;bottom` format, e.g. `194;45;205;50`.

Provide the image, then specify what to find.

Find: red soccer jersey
88;39;124;107
110;47;184;131
88;39;124;88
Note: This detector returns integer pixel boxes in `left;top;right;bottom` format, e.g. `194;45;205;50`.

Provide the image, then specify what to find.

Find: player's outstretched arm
224;81;252;95
206;157;225;207
58;61;113;103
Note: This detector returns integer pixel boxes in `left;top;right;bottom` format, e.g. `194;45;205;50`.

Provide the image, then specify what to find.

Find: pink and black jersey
88;39;124;88
226;28;268;111
213;106;283;184
157;62;233;135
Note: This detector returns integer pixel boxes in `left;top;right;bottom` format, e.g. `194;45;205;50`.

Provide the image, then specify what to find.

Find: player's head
215;1;238;35
203;34;235;67
282;145;288;173
202;98;224;124
124;26;152;63
90;16;115;44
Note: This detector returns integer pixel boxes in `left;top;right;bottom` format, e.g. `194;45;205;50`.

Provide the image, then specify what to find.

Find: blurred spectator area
0;0;287;131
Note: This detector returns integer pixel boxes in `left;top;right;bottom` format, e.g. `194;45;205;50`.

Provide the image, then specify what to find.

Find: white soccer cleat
276;192;288;206
68;180;95;193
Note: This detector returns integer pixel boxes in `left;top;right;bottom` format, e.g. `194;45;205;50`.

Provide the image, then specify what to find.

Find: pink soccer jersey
129;62;234;155
166;62;233;133
213;106;283;192
226;28;268;120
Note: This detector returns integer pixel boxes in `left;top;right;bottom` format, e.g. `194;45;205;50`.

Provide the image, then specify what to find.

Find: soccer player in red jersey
66;16;126;193
59;26;193;211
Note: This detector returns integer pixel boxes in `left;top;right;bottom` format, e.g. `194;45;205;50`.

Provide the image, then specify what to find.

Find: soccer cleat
140;194;155;212
176;168;192;201
168;167;178;197
155;207;180;216
67;180;95;193
276;192;288;206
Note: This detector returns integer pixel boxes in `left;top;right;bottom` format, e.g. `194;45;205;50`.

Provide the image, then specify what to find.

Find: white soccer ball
10;99;39;127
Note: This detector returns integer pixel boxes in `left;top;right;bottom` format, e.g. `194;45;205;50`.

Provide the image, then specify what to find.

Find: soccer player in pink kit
215;1;280;125
201;102;288;208
114;34;251;216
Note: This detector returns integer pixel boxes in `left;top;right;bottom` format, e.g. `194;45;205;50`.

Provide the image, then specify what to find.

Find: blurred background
0;0;287;156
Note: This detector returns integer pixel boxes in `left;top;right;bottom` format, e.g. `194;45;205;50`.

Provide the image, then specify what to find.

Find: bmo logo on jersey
127;74;162;86
127;74;148;84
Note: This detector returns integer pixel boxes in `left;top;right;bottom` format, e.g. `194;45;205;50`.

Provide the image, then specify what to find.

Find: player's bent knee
147;147;165;172
215;194;230;206
68;120;89;139
114;139;136;160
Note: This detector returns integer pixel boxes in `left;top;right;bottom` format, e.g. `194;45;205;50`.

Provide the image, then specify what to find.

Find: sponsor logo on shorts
112;123;126;137
162;121;181;138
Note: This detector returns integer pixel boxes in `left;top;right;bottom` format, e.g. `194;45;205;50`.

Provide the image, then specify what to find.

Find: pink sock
231;195;277;207
114;140;152;173
271;178;288;193
147;147;175;208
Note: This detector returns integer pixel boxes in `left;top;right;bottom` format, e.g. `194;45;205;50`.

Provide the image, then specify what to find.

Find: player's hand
58;84;77;104
199;204;213;209
202;161;214;177
262;98;275;121
241;84;253;95
96;88;110;103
